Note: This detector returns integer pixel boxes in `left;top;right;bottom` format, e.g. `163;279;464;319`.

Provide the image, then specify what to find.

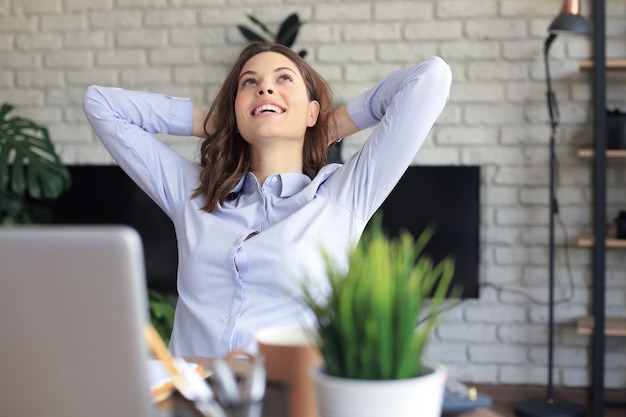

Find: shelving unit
577;317;626;337
579;2;626;416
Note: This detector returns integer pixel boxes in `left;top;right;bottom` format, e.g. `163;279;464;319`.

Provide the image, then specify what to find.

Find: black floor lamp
514;1;591;417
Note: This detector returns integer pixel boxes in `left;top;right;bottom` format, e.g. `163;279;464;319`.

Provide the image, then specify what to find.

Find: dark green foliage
237;13;308;58
148;289;177;346
0;103;71;224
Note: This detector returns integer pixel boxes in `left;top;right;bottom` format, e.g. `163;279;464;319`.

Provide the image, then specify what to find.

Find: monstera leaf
0;103;71;201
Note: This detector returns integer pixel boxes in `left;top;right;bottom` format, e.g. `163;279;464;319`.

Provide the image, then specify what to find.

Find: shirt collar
230;172;312;198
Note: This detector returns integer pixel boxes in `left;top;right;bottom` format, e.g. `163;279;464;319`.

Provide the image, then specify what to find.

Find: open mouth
252;104;285;116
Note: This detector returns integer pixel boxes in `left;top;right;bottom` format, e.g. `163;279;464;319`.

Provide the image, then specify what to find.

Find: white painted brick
315;4;371;22
343;23;402;42
200;7;250;25
0;70;13;87
450;83;505;103
561;368;590;388
481;265;522;285
376;43;438;64
116;0;167;7
404;21;462;41
16;70;63;87
374;2;433;21
120;68;172;86
464;304;527;324
145;9;197;27
15;107;63;124
605;369;626;389
469;344;527;365
41;15;86;32
173;65;228;85
480;227;520;247
44;51;92;69
317;45;374;63
344;63;398;84
89;11;142;29
500;365;550;385
436;1;498;19
96;50;146;67
498;323;547;345
423;342;468;364
170;27;226;46
465;20;527;40
481;187;519;206
298;23;341;44
116;30;168;48
437;323;497;343
15;34;62;51
500;1;555;17
66;69;118;86
438;127;498;145
150;47;201;66
14;0;60;13
444;363;499;384
529;346;589;368
64;32;113;49
46;87;91;106
0;52;39;69
0;89;44;106
528;304;589;325
412;146;461;165
0;17;36;32
64;0;114;12
441;41;500;60
48;124;94;143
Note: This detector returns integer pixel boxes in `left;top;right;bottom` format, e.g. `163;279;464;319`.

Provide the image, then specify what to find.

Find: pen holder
616;211;626;239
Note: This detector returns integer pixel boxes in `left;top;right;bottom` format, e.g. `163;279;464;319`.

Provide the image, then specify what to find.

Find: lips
252;103;285;116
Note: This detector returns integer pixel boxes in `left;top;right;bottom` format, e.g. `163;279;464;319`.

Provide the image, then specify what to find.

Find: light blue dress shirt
83;56;451;357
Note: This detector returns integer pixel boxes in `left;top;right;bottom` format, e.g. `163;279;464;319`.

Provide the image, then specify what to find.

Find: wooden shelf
579;59;626;70
578;149;626;158
577;237;626;248
577;316;626;337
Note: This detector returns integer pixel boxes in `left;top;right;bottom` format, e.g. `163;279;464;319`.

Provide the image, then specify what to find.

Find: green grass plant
303;219;455;380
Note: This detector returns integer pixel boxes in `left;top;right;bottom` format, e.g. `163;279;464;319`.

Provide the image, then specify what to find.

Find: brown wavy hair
192;42;335;213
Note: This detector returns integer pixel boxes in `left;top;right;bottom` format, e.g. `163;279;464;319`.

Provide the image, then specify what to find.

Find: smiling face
234;51;320;148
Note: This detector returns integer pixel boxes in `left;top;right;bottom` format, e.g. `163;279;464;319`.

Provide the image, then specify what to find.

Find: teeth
253;104;283;116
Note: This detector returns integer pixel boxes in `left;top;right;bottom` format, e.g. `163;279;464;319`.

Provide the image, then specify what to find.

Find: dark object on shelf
616;211;626;239
606;108;626;149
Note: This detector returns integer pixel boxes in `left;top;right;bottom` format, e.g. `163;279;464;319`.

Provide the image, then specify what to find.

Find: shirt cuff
168;97;194;137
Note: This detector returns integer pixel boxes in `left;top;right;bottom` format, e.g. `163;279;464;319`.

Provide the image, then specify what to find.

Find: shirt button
271;176;277;183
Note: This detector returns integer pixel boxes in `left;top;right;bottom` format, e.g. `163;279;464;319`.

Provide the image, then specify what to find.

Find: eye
277;73;294;83
241;77;257;87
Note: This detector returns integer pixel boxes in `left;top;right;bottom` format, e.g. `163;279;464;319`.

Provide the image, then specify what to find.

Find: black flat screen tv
46;165;480;297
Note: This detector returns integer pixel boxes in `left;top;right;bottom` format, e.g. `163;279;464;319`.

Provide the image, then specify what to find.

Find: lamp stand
513;34;586;417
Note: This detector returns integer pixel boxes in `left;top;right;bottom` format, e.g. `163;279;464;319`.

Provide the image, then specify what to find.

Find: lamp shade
548;0;591;35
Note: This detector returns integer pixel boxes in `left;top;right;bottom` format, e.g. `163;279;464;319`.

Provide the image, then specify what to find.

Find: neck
250;141;304;186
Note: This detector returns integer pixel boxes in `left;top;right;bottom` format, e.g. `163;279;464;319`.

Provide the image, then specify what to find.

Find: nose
257;87;273;96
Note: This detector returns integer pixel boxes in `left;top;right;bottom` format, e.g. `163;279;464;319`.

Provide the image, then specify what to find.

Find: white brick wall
2;0;625;389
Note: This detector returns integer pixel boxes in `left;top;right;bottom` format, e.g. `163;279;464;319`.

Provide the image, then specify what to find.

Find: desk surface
161;357;503;417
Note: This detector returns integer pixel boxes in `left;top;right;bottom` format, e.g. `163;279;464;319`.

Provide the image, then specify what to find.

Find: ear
307;100;320;127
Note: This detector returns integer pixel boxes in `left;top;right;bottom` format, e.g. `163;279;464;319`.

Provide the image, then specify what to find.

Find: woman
83;42;451;357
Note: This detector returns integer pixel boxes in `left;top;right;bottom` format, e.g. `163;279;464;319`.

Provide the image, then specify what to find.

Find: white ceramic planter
311;365;446;417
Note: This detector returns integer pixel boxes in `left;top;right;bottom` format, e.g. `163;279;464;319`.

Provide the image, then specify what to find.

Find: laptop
0;225;173;417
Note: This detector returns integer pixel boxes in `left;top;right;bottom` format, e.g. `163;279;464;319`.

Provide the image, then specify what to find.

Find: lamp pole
514;1;590;416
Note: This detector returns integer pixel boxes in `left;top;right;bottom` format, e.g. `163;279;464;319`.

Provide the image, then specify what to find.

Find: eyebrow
238;66;298;81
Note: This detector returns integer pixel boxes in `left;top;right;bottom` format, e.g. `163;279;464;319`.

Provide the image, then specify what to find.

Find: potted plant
0;103;71;225
302;219;456;417
237;12;308;58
